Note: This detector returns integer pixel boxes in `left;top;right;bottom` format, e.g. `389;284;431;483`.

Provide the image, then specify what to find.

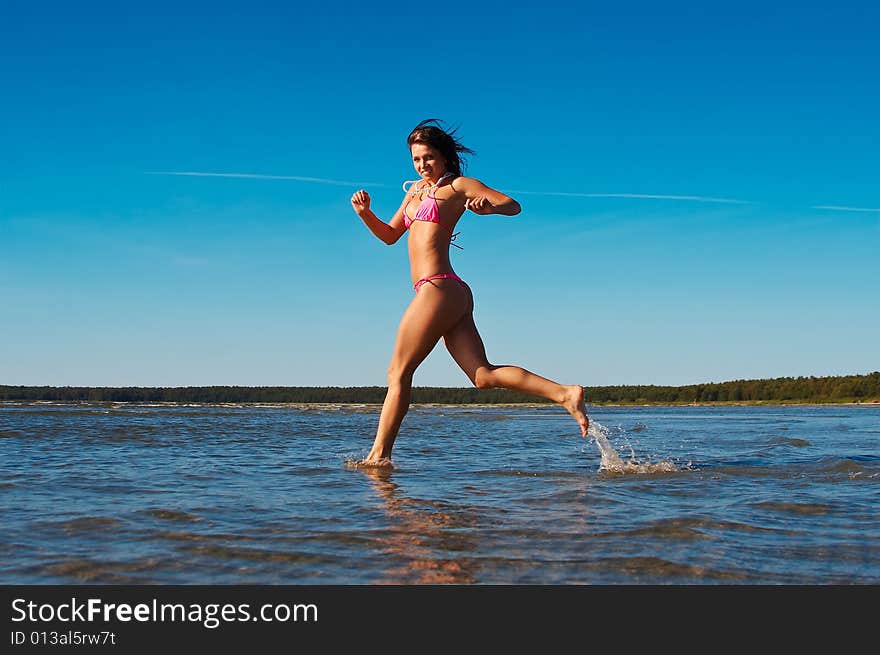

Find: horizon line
3;371;877;389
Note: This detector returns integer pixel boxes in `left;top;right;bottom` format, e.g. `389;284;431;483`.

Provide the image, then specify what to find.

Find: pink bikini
413;272;467;293
403;189;446;229
403;179;468;294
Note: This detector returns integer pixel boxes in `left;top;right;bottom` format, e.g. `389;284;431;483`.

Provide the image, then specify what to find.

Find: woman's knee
387;362;415;388
473;365;497;389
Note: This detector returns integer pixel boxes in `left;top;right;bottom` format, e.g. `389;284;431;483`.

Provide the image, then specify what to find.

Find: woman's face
410;143;447;181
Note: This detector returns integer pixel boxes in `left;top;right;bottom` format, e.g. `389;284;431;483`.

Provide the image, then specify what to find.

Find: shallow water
1;402;878;584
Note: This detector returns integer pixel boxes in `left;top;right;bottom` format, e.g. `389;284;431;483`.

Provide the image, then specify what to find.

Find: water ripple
752;501;836;515
2;403;878;583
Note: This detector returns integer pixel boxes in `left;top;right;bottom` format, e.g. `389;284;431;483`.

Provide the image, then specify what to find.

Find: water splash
344;456;394;470
588;421;681;474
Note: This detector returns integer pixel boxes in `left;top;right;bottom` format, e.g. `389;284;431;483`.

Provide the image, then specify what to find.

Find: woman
350;119;588;466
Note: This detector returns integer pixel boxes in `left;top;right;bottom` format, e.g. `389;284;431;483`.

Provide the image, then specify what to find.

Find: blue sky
2;1;877;388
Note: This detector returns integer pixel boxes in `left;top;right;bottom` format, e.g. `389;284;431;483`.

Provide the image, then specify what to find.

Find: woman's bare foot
345;457;394;470
561;385;589;437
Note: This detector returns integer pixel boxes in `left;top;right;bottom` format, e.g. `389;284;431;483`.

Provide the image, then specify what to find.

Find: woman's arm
456;177;521;216
351;190;408;245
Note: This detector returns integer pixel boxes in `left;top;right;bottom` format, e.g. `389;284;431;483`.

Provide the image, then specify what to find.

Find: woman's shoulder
451;176;497;196
450;175;482;190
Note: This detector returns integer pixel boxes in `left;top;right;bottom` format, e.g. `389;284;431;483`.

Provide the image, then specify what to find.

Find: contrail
507;190;754;205
148;172;874;212
812;205;880;213
146;171;389;187
150;172;753;204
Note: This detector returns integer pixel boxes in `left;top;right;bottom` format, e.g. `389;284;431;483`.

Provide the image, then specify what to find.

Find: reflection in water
357;467;477;584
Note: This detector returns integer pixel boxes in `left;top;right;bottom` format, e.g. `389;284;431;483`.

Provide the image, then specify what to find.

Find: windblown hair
406;118;475;177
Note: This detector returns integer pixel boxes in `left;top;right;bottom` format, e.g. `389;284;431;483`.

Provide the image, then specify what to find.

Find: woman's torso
403;178;467;284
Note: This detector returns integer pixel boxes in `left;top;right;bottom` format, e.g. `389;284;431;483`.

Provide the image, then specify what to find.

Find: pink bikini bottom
413;272;468;293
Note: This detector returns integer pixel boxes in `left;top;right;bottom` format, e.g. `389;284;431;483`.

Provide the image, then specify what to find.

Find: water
1;402;878;584
589;421;679;473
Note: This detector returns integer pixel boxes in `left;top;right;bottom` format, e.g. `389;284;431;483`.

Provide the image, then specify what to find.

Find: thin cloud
148;171;748;203
148;172;875;213
146;171;388;188
812;205;880;213
507;190;754;205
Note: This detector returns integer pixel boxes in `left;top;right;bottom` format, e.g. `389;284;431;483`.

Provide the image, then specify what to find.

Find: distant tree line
583;371;880;404
2;372;878;404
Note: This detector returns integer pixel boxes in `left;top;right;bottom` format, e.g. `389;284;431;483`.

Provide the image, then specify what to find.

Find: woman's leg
442;312;589;437
364;279;471;464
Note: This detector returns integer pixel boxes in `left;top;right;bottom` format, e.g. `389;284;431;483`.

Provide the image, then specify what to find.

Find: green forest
2;372;878;405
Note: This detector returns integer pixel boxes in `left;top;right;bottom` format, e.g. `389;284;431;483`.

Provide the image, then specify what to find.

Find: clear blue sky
2;1;878;388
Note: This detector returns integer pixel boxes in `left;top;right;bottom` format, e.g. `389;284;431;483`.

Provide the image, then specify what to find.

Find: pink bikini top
402;177;462;248
403;192;442;229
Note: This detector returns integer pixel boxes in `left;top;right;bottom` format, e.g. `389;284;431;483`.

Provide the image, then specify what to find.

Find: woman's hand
465;196;495;215
351;189;371;216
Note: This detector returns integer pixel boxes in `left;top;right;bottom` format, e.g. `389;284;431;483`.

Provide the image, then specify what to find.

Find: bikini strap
401;179;427;222
428;172;456;199
402;172;455;197
427;176;444;199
